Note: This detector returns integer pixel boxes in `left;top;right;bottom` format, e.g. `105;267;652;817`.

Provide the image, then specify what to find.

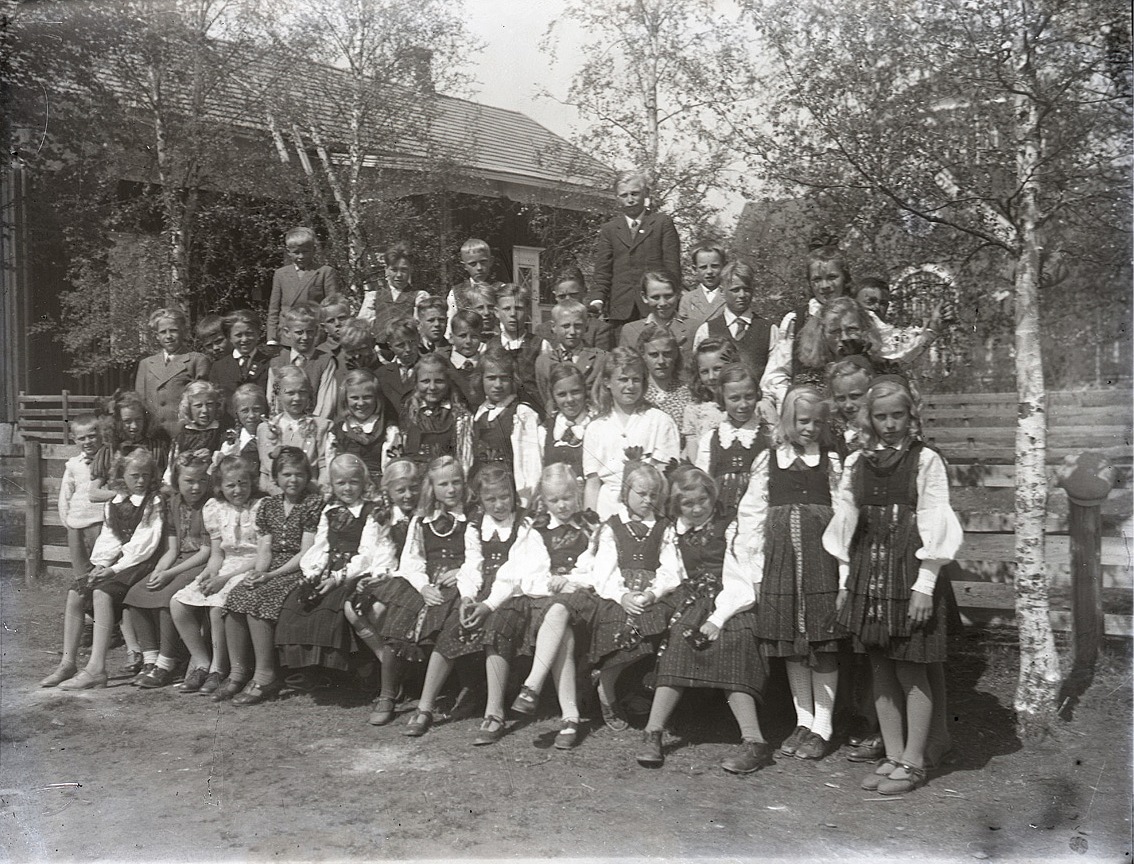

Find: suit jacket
618;316;691;353
268;347;337;419
375;364;418;424
535;346;606;411
135;351;211;439
679;286;726;340
267;263;341;343
587;210;682;323
209;349;271;402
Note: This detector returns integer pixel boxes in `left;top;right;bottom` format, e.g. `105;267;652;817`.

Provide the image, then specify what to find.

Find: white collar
553;410;592;438
618;506;656;530
391;506;412;525
116;492;148;506
277;412;312;428
499;332;526;351
545;512;577;529
232;348;246;360
389;283;412;300
625;212;646;228
451;351;478;369
335;501;366;517
776;442;822;468
675;516;711;535
475;395;516;421
423;508;466;524
163;351;178;363
237;427;257;446
345;413;381;434
700;283;720;299
723;308;752;326
718;419;761;449
806;297;823;317
481;512;515;540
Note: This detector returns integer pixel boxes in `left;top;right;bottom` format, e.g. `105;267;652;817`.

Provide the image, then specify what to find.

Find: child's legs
927;662;951;752
171;599;210;670
84;589;117;674
345;602;383;656
208;608;229;675
524;603;570;692
119;607;141;654
597;660;629;708
811;653;839;740
60;589;88;667
645;685;683;733
67;527;96;581
132;608;160;654
784;657;815;729
248;616;279;686
222;611;252;682
158;610;184;663
894;660;931;768
484;653;509;719
377;646;402;701
870;652;905;760
727;691;766;743
417;651;454;713
550;630;579;722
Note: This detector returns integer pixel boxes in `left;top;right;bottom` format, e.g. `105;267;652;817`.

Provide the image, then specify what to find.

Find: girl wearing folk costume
738;385;844;760
398;352;474;468
681;337;735;463
694;363;771;511
470;346;542;505
328;368;400;485
637;466;771;774
256;364;333;494
217;383;269;480
538;362;597;479
168;381;227;480
823;377;962;796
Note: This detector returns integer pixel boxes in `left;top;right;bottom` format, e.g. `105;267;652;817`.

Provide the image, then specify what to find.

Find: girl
413;466;523;744
329;369;400;484
170;455;263;700
123;451;213;689
586;461;684;730
637;467;771;774
257;365;332;494
40;448;165;690
274;454;397;681
539;362;596;479
399;353;473;469
823;378;962;794
827;356;875;457
219;447;325;704
582;348;681;519
373;457;483;737
504;465;604;749
169;381;226;476
471;347;541;505
90;391;171;503
218;384;268;480
636;324;693;431
739;386;844;760
694;364;770;511
681;338;735;463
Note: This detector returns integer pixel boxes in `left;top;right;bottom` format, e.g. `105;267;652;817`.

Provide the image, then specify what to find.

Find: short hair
807;243;852;288
714;363;760;411
636;323;685;381
553;266;586;291
639;269;680;296
464;283;498;306
195;314;225;338
285;227;316;246
450;309;484;334
213;454;258;497
385;241;414;268
281;302;320;328
620;461;667;512
69;413;100;435
496;283;531;306
271;445;311;481
481;345;517;381
552;299;587;324
320;293;353;315
231;383;268;410
689;338;739;404
614;168;650;192
382;315;419;344
338;319;376;352
856;277;890;295
148;307;187;331
691;243;727;267
718;260;755;291
460;238;491;259
223;309;261;339
381;458;421;492
667;464;718;519
777;385;830;448
416;296;447;317
171;447;213;489
178;380;223;426
329;452;370;492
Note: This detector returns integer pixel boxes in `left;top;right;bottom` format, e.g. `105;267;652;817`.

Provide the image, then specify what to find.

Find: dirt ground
1;576;1130;863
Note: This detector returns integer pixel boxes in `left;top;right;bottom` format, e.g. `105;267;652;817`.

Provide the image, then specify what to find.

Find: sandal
510;685;540;716
472;715;506;746
403;709;433;738
877;761;928;796
368;696;397;726
860;757;901;791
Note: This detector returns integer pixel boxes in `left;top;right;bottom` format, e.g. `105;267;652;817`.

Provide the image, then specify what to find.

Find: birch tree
725;0;1130;735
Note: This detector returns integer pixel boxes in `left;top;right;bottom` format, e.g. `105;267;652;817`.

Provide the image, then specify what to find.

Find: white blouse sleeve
483;523;531;609
345;514;396;579
395;517;430;593
457;521;484;600
911;447;963;595
760;311;797;410
588;523;623;602
299;510;331;579
381;425;401;470
511;405;542;507
710;520;756;628
736;450;771;585
581;420;605;479
650;410;681;466
693;429;714;473
822;450;863;590
108;496;165;573
649;525;685;601
497;524;551;599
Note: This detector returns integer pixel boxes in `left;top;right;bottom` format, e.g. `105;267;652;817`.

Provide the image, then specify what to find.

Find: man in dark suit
587;170;682;337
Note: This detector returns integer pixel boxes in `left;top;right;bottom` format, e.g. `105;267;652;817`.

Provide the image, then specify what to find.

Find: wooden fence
2;390;1131;638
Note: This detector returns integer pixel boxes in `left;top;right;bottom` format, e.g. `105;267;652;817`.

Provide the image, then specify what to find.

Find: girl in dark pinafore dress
539;363;596;480
274;454;397;677
170;381;227;477
739;386;844;761
399;354;472;468
330;369;400;486
470;348;542;505
823;378;961;797
637;466;771;774
694;363;770;511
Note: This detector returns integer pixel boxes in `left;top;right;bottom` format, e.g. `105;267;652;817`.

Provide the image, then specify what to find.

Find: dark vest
536;520;592;574
326;502;374;573
421;514;466;580
768;450;833;508
706;313;773;383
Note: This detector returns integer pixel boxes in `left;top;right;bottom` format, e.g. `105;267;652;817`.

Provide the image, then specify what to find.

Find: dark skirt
79;556;159;608
274;582;358;671
225;572;305;621
590;595;675;670
479;595;531;661
655;596;766;698
716;471;751;513
123;551;204;609
375;577;460;662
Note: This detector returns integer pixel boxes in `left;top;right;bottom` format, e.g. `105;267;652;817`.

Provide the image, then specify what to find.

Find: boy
462;283;499;342
59;415;105;581
618;271;690;352
694;262;776;385
416;296;451;356
855;276;941;366
447;238;505;326
535;299;606;408
267;226;341;346
267;303;337;418
195;314;231;362
375;317;421;422
134;307;210;438
319;294;354;351
679;244;727;338
533;268;612;350
332;319;382;392
209;309;270;401
487;283;543;414
447;309;486;410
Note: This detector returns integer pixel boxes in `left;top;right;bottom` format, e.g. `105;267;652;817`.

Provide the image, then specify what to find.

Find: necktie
627;521;649;539
629;219;639;233
733;318;748;340
239;355;250;372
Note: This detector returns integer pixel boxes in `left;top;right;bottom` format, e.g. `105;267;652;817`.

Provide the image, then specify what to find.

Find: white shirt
89;493;164;573
588;511;685;604
693;307;754;349
300;501;396;581
473;397;542;506
395;510;485;599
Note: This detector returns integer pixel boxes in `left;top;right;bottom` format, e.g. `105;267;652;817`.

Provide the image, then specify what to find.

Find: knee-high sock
727;691;765;743
810;667;839;740
785;658;815;730
645;685;682;733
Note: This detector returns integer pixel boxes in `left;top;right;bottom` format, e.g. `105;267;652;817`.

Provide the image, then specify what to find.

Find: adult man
587;170;682;336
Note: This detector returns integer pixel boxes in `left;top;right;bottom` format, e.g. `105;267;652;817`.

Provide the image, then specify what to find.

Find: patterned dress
124;494;208;609
646;381;694;431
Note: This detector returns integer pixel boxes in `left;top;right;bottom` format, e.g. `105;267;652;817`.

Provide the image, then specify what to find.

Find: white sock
785;659;815;730
156;654;177;671
811;668;839;740
142;650;159;665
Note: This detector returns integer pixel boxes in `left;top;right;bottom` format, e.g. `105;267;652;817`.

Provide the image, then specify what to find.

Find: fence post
24;439;42;585
62;390;71;443
1056;452;1118;673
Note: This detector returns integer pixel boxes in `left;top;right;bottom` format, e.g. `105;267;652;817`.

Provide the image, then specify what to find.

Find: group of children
43;229;960;796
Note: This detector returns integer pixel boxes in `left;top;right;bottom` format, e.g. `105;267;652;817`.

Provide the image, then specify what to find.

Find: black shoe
636;730;664;767
136;666;176;689
722;740;775;774
130;663;156;685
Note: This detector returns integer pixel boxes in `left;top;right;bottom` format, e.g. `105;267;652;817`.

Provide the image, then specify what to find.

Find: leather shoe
403;709;433;737
136;666;176;689
232;680;281;706
178;667;210;693
472;715;505;746
368;696;396;726
636;730;664;767
554;720;580;750
795;731;831;760
721;740;775;774
846;732;885;762
510;685;539;716
40;664;78;688
197;671;224;695
210;677;245;702
777;725;808;756
58;669;108;690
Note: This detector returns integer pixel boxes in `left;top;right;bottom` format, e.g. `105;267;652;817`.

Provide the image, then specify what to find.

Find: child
471;347;541;505
170;455;263;699
169;381;226;473
373;456;483;736
463;283;499;342
681;338;735;463
195;314;231;362
694;261;776;388
503;464;602;749
534;299;606;409
333;318;381;384
827;357;875;456
694;364;769;511
539;363;596;479
739;386;844;760
487;283;543;413
59;414;105;580
209;310;270;400
123;451;213;688
636;323;693;431
275;454;397;681
218;384;268;480
219;447;324;703
358;241;429;328
679;244;727;339
823;378;962;794
375;317;422;423
637;466;771;774
319;293;353;351
619;270;690;353
586;461;684;730
256;365;333;494
329;369;400;485
582;347;680;518
398;353;473;468
410;466;522;742
447;238;505;326
447;309;486;410
788;297;890;395
533;268;612;350
90;391;171;504
855;277;942;367
267;226;341;346
267;303;338;419
40;448;165;690
134;307;211;439
416;297;450;356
